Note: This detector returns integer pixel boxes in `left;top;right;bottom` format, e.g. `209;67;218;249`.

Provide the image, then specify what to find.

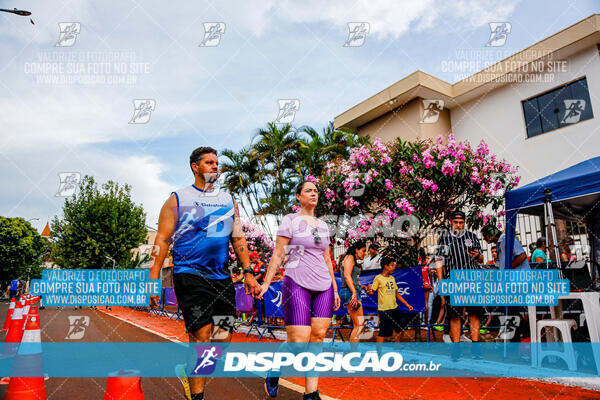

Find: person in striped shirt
435;210;484;353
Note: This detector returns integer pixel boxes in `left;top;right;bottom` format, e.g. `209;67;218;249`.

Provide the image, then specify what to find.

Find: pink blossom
441;159;457;176
372;137;387;153
306;175;318;183
385;179;394;191
418;178;437;192
476;140;490;156
343;197;360;209
383;208;399;221
399;161;414;174
421;148;436;168
394;198;415;215
291;205;301;212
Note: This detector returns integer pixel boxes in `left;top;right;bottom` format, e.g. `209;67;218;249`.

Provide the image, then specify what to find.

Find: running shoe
175;363;191;400
264;376;279;397
471;342;483;360
433;325;444;331
303;390;322;400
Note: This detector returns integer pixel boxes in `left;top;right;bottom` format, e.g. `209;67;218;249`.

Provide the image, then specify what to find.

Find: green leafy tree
0;217;47;284
51;176;147;269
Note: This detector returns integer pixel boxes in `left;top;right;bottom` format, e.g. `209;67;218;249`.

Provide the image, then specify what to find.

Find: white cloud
225;0;519;39
0;0;521;229
0;147;175;227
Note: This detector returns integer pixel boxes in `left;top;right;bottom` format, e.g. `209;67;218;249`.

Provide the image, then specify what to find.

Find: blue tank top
171;185;235;279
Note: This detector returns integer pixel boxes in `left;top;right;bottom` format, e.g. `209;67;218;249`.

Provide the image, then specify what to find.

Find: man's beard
202;172;218;184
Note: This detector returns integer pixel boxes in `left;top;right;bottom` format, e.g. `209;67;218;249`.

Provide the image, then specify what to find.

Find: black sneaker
303;390;322;400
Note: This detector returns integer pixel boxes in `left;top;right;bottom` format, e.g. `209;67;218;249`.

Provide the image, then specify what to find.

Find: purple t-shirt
277;213;332;291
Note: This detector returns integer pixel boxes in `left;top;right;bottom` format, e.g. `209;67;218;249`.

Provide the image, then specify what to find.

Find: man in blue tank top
149;146;261;400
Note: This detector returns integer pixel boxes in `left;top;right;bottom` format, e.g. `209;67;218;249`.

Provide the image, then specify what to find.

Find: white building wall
451;46;600;185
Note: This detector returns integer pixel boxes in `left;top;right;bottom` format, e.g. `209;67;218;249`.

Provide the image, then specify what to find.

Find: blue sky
0;0;598;229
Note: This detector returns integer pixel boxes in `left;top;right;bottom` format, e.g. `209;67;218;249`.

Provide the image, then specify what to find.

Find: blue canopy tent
504;156;600;272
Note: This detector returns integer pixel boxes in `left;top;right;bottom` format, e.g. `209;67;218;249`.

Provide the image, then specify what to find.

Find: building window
522;77;594;138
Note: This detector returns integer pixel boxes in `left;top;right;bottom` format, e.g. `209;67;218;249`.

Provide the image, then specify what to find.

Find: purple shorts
281;276;334;326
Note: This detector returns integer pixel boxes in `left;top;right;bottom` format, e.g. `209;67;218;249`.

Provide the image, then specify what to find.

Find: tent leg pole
543;191;563;279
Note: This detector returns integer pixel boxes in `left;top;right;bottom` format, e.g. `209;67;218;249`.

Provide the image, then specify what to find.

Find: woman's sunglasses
311;227;322;245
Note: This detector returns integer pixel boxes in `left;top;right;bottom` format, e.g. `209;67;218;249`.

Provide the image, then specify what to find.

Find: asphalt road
0;302;304;400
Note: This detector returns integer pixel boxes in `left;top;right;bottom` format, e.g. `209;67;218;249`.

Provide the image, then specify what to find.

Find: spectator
328;244;338;272
560;237;577;263
339;240;368;345
418;248;432;325
366;256;413;353
8;278;20;300
336;254;344;274
435;210;484;359
272;268;284;282
249;252;265;283
363;243;381;271
231;267;244;284
531;237;548;264
528;243;536;261
488;245;498;265
481;226;530;270
482;225;531;341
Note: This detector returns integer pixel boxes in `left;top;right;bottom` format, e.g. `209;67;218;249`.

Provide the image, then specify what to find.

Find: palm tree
297;122;369;177
221;147;276;235
221;148;253;215
252;123;300;215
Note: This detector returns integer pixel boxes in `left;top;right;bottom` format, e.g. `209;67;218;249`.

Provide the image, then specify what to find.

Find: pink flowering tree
228;219;275;268
317;134;519;265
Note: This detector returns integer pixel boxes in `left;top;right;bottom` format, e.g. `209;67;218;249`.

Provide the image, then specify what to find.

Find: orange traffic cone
103;370;144;400
2;299;15;331
2;302;25;357
4;306;46;400
22;296;31;319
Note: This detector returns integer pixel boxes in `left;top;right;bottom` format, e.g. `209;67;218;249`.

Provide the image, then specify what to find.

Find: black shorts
378;308;406;337
173;273;236;334
444;296;485;320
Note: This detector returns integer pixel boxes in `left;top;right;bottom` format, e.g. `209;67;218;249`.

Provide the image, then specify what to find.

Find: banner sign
260;266;426;317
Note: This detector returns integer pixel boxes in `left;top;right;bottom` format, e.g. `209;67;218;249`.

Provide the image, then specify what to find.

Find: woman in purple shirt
260;180;340;400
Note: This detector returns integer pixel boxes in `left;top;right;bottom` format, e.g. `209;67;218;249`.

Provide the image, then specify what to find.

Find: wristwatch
243;268;254;275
